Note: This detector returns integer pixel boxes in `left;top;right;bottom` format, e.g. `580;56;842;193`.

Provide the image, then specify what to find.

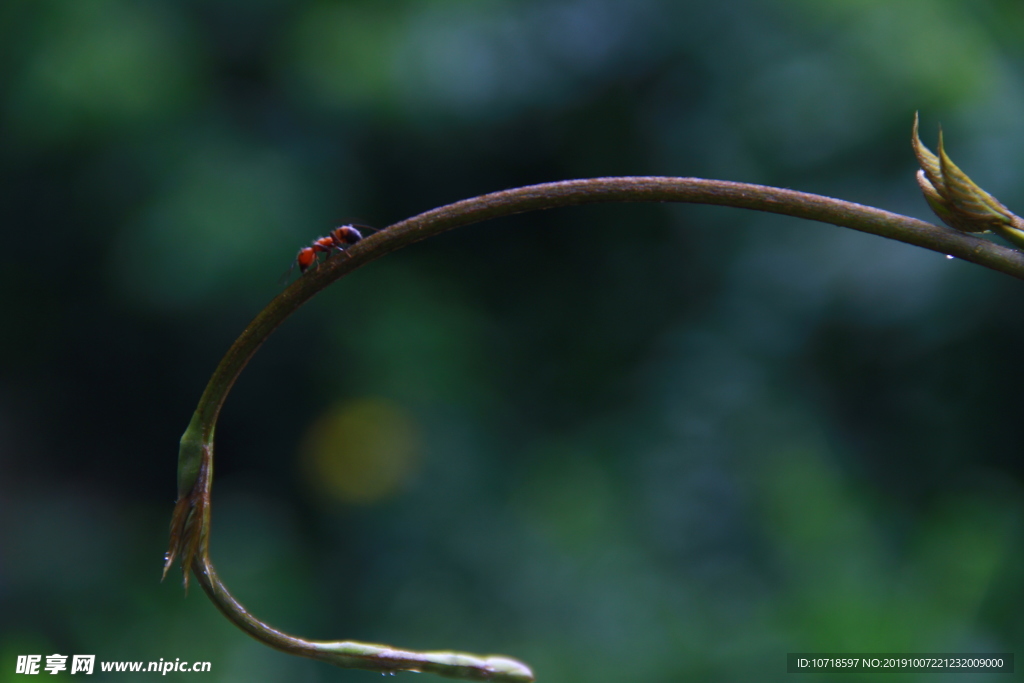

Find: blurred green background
2;0;1023;681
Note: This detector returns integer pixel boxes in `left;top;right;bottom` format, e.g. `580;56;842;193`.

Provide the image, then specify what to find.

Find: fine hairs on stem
165;127;1024;682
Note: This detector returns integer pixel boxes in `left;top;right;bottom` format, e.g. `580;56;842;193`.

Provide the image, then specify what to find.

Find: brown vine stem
164;176;1024;682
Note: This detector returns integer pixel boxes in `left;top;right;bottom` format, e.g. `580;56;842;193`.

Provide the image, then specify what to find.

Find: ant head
296;247;317;272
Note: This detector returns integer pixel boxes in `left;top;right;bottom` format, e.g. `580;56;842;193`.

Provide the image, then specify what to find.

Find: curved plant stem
193;554;534;681
165;176;1024;682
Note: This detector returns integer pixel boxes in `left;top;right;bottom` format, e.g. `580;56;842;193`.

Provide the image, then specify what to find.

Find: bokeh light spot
300;398;420;505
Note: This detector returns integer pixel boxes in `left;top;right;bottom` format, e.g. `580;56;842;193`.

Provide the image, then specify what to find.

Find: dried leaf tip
912;113;1024;248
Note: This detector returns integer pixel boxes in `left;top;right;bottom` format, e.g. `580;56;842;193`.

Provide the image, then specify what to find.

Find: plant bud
913;113;1024;248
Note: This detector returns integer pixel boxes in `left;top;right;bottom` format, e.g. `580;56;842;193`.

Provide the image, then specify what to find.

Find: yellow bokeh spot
300;398;420;505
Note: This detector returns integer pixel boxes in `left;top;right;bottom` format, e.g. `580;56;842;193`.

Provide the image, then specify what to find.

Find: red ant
290;225;367;276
